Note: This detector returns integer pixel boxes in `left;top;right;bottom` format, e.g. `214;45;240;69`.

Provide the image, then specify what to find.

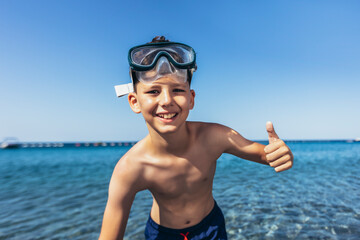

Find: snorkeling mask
114;42;197;97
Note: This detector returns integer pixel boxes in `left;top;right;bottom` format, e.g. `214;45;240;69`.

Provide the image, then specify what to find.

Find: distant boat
355;138;360;142
1;137;21;149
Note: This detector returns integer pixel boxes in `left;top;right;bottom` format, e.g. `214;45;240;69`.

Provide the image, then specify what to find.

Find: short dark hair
131;36;194;92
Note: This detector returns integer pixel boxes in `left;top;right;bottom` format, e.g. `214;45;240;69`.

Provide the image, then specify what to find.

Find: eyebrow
171;83;186;88
145;83;186;88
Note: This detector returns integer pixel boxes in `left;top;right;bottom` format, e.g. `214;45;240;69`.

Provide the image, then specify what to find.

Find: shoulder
187;121;235;149
111;140;149;192
187;121;233;137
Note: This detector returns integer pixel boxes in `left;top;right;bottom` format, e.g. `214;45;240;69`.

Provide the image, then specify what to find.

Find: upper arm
207;123;268;165
99;157;146;240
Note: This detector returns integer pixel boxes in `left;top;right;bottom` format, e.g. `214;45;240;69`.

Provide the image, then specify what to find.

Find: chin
148;121;187;135
156;125;180;134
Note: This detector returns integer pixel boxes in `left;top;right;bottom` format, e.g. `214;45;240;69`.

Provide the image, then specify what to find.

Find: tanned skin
99;77;293;240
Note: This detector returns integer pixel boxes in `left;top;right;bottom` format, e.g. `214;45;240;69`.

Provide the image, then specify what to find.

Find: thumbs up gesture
264;121;293;172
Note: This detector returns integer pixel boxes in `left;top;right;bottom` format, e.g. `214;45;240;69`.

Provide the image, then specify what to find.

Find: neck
146;122;191;156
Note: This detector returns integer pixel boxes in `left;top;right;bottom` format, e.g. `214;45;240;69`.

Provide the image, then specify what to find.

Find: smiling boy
99;36;293;240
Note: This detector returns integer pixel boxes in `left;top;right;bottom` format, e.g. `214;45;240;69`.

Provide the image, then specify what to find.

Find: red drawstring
180;232;189;240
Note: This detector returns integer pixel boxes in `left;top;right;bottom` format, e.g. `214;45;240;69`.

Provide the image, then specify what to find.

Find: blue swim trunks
144;201;227;240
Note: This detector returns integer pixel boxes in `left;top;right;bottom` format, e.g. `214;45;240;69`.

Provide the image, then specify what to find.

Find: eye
146;90;159;94
173;88;185;92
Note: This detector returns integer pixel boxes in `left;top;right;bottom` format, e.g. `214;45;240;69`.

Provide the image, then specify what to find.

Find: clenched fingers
264;140;293;172
275;161;293;172
268;154;292;168
265;145;290;162
264;139;285;153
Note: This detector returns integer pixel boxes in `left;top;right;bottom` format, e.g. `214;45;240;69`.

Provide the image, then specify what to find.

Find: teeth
158;113;176;119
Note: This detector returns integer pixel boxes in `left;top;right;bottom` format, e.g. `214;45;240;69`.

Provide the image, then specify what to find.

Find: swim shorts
144;201;227;240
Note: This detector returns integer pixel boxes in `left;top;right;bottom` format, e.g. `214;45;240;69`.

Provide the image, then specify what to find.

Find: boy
99;36;293;240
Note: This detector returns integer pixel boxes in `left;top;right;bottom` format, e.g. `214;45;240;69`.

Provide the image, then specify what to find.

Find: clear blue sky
1;0;359;142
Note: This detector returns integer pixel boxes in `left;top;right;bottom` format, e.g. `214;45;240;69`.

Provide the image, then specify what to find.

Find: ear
128;92;141;114
189;89;195;110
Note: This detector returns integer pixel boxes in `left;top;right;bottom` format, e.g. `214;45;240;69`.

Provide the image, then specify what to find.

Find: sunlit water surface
0;141;359;239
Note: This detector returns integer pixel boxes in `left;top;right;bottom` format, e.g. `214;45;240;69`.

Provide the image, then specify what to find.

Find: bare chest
146;152;217;198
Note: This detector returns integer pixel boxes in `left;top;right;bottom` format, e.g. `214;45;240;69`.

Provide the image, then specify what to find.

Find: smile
156;113;178;119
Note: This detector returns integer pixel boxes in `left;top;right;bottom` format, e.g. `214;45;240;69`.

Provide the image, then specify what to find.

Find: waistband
147;200;222;235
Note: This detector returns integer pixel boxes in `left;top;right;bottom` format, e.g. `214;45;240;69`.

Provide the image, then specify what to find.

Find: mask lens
136;56;187;84
130;44;194;67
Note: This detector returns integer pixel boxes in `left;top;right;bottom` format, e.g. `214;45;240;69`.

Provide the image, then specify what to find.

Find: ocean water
0;141;359;240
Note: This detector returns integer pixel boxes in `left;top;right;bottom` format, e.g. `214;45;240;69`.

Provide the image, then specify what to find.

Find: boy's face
128;76;195;134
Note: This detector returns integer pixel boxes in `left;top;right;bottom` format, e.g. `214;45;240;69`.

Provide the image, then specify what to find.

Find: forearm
99;206;129;240
225;139;269;165
220;123;292;171
99;195;134;240
248;142;268;165
236;141;268;165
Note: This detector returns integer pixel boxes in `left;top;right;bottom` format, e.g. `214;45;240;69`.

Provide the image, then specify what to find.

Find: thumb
266;121;279;144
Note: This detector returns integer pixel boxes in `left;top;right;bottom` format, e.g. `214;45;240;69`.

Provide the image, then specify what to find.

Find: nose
158;89;173;107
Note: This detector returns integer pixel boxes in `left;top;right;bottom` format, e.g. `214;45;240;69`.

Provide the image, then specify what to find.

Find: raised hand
264;121;293;172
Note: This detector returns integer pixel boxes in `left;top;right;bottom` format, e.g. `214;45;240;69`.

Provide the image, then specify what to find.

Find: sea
0;141;359;240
